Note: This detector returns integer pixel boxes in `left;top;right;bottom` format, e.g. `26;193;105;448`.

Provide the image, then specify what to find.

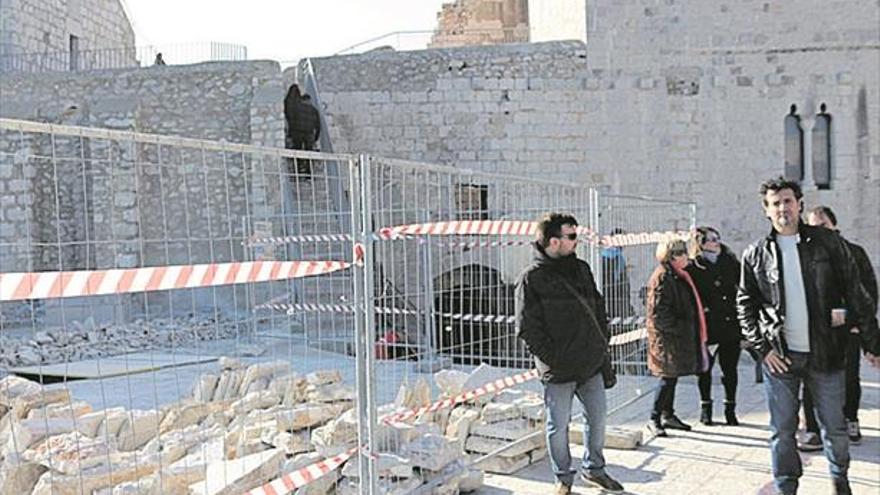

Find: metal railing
0;42;248;73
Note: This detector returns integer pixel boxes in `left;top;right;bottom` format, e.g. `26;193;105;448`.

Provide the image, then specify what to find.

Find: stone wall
310;14;880;272
0;60;286;322
429;0;529;48
0;0;136;68
528;0;586;44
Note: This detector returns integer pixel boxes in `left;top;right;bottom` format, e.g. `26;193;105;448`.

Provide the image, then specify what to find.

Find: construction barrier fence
0;118;695;494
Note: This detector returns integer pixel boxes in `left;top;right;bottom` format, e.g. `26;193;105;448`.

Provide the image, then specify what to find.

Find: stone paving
478;357;880;494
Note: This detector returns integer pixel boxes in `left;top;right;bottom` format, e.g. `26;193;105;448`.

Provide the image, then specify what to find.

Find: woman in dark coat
646;238;709;437
686;227;742;426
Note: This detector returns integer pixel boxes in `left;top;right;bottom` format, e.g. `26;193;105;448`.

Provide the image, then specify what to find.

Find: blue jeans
543;372;607;486
763;352;850;494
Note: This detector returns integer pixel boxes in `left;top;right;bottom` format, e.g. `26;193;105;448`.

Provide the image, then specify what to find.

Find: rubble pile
0;360;544;494
0;316;243;367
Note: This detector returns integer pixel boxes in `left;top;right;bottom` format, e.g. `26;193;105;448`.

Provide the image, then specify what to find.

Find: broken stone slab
238;361;290;396
471;451;530;474
434;369;468;397
261;429;312;456
26;400;93;421
1;417;76;453
192;373;219;403
30;451;161;495
187;448;284;495
480;401;522;424
115;409;164;451
458;468;484;493
11;387;70;419
491;389;545;421
465;431;544;458
96;407;130;439
470;418;537;441
78;407;125;438
305;382;355;403
376;420;440;453
417;458;469;495
311;412;358;457
461;363;509;406
275;403;347;432
0;375;42;406
394;378;431;409
159;400;228;434
444;407;480;450
341;451;413;480
305;369;342;386
22;431;112;474
268;374;307;406
402;433;462;472
569;424;642;450
529;447;547;462
230;390;280;415
0;455;47;495
213;369;244;401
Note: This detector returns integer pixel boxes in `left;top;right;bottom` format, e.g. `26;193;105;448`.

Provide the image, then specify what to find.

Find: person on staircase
283;84;321;178
686;226;742;426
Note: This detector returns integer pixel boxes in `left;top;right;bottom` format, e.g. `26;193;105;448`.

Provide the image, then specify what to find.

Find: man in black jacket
516;213;623;495
737;178;880;495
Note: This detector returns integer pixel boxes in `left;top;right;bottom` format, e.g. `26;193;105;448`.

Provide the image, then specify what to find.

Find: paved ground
479;357;880;494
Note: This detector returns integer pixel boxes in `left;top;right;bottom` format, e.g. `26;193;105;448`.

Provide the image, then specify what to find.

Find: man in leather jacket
736;178;880;495
516;213;623;494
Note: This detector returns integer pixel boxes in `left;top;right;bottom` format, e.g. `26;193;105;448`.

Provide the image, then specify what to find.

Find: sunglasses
671;249;687;256
557;233;578;241
703;235;721;243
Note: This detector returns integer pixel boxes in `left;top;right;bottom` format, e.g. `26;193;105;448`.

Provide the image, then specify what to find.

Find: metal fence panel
0;118;695;494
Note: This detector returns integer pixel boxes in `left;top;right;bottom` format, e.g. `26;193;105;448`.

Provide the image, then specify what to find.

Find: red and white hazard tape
609;327;648;346
0;260;352;302
382;368;541;425
243;446;357;495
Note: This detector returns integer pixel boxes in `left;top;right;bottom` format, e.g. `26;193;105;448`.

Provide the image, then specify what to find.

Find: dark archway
432;264;528;367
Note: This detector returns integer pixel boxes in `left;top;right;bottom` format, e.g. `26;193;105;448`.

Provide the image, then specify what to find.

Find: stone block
0;377;42;407
394;377;431;409
268;374;307;405
305;369;342;386
305;382;355;403
341;451;412;480
465;431;543;458
115;409;163;451
26;400;92;421
0;456;46;495
192;373;218;402
237;361;290;396
568;424;642;449
480;402;521;424
472;451;529;474
187;448;284;495
403;434;462;472
11;387;70;419
230;391;280;415
459;468;484;492
444;407;480;449
261;429;312;455
78;407;125;437
275;403;346;432
470;418;536;441
22;431;111;474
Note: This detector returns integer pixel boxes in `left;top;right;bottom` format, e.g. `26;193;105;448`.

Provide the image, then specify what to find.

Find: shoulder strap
558;277;609;343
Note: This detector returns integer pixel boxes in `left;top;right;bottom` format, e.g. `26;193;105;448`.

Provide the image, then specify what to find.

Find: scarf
673;264;710;373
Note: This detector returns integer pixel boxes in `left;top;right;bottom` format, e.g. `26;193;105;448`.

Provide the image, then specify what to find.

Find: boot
724;401;739;426
700;400;714;425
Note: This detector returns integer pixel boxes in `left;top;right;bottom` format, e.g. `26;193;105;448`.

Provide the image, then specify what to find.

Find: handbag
558;276;617;389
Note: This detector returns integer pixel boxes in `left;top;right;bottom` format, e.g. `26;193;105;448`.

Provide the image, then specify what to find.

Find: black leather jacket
516;245;609;384
736;223;880;371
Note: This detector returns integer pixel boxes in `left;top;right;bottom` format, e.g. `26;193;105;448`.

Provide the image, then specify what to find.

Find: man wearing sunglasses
516;213;623;494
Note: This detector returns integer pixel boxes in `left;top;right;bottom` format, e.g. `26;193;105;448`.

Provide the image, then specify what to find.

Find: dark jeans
802;333;862;433
651;376;678;419
763;352;850;494
697;341;741;403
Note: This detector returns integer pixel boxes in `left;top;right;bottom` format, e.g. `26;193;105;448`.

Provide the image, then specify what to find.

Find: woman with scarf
686;227;742;426
646;238;710;437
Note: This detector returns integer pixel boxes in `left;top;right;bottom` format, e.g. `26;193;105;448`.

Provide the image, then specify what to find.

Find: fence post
351;153;378;494
589;187;602;289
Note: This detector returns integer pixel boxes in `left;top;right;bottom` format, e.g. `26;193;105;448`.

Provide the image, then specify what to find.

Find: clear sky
122;0;448;64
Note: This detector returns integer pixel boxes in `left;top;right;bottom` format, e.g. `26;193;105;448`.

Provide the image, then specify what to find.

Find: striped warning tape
609;327;648;346
382;368;541;425
245;220;687;249
0;260;352;302
243;446;358;495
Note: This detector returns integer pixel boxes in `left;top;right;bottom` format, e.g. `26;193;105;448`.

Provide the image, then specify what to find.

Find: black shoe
724;401;739;426
662;414;692;431
700;400;714;425
581;471;624;493
647;420;667;437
